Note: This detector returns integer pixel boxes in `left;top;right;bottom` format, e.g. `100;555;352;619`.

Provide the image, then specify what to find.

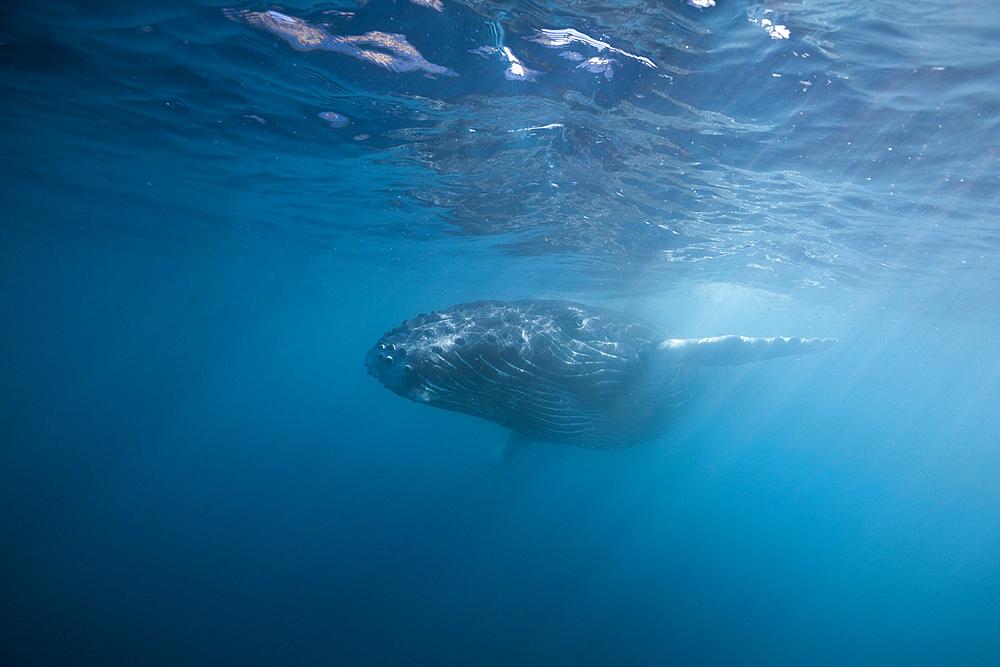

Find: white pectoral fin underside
654;335;837;366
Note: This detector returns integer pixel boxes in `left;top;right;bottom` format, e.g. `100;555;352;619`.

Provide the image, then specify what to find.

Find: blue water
2;0;999;665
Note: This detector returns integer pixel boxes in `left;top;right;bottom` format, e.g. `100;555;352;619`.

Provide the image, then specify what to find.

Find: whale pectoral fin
654;335;837;366
496;430;533;464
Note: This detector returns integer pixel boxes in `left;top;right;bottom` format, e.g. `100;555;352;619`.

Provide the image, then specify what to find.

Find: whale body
364;300;835;450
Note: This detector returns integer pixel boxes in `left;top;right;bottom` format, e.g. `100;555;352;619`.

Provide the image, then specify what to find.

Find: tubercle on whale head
364;337;423;398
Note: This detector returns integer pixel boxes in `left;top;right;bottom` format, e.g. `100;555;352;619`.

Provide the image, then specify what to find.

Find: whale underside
365;300;835;450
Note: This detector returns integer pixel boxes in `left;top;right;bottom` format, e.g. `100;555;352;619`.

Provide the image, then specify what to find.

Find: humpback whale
365;300;835;450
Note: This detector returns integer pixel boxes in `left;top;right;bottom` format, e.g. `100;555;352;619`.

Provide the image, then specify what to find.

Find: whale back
364;300;692;449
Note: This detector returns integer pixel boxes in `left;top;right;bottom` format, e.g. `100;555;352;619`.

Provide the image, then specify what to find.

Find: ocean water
2;0;999;665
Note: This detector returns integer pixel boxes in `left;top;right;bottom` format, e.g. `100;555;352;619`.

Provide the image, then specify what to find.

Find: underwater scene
2;0;999;665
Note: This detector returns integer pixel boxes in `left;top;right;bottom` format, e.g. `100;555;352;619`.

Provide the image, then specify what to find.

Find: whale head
364;336;433;403
364;308;473;406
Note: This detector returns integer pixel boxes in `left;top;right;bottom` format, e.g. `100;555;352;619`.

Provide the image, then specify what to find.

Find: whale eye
556;311;586;331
